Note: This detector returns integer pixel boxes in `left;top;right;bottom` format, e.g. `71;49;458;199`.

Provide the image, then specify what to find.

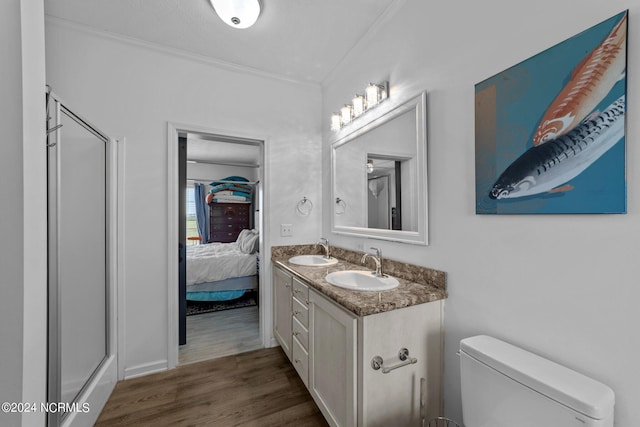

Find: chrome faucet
361;247;386;277
316;238;331;259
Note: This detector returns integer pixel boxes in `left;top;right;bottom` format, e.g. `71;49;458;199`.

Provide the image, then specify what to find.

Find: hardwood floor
179;305;262;365
96;347;329;426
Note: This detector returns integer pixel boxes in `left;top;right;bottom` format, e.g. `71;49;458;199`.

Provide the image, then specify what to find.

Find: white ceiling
44;0;401;84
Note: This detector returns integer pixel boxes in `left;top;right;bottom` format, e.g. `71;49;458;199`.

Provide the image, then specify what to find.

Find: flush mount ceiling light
210;0;261;29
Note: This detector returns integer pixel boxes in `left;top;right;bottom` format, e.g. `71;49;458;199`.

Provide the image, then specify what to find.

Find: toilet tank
459;335;614;427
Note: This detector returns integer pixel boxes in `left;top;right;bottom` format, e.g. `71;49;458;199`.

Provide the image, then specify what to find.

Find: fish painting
476;11;627;214
489;96;625;199
532;14;627;145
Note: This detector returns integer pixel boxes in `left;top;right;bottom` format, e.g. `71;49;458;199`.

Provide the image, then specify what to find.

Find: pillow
236;229;252;245
237;229;259;254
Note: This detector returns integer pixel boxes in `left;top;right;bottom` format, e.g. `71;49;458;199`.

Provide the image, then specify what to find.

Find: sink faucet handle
370;247;382;257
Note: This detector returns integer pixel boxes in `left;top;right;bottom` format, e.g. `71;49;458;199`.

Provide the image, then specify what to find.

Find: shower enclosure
47;91;118;426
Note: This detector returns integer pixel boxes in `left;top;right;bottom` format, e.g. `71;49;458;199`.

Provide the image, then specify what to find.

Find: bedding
186;241;257;286
186;275;258;301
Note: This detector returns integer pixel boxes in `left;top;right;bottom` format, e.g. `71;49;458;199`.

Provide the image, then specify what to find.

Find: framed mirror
331;91;428;245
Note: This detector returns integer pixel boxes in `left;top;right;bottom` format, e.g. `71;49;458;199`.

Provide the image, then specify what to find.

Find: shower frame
46;90;119;427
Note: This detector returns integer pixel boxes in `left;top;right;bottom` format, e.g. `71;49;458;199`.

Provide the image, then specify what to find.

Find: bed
186;229;259;302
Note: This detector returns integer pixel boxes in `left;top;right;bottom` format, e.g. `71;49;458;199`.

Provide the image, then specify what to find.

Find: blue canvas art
475;11;627;214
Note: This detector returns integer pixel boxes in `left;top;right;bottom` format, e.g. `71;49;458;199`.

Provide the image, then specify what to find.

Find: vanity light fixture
331;81;388;131
210;0;261;29
340;105;353;125
331;113;342;131
365;83;382;107
352;94;365;117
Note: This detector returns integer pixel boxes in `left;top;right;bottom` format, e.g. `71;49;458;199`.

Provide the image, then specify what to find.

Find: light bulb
365;83;380;108
340;105;353;125
331;113;341;131
352;94;365;117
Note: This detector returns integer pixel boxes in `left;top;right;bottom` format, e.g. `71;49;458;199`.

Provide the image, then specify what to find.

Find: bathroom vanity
272;245;447;427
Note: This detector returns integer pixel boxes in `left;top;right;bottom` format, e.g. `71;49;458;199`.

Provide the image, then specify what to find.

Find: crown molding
321;0;407;87
45;15;321;89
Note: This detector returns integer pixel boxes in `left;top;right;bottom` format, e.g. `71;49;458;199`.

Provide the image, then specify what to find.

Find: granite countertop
271;245;447;317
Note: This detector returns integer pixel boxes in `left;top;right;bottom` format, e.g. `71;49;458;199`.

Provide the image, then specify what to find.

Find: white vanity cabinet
309;288;358;427
273;265;312;380
291;276;310;387
272;265;443;427
273;266;292;359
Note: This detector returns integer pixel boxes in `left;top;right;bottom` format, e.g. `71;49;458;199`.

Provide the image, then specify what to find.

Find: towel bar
371;348;417;374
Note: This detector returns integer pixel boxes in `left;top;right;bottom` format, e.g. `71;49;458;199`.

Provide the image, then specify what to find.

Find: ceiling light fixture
210;0;261;29
367;160;374;174
331;81;388;131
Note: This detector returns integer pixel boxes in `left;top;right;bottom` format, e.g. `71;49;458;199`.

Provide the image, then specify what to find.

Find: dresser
208;202;251;243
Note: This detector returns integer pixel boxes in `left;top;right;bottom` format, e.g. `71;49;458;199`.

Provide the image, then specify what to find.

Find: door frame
166;122;270;369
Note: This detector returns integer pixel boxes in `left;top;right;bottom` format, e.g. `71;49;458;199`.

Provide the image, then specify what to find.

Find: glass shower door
48;96;112;426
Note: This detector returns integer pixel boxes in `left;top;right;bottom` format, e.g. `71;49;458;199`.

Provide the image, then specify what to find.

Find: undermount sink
289;255;339;267
325;270;399;291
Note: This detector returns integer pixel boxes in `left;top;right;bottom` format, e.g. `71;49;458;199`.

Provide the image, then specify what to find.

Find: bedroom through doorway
177;131;264;365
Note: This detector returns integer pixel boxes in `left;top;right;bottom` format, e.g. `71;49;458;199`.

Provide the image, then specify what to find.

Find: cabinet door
359;301;443;426
273;267;292;360
309;289;357;427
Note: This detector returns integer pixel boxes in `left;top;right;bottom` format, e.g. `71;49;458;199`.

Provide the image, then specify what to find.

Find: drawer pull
294;358;301;364
293;331;300;336
293;310;301;315
371;348;417;374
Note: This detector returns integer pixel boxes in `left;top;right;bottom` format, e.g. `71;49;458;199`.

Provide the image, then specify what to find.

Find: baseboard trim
61;355;117;427
123;360;168;379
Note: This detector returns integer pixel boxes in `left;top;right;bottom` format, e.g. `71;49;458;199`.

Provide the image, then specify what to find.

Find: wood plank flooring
179;305;262;365
96;347;329;427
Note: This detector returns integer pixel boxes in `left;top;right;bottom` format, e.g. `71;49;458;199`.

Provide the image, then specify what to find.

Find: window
186;186;199;241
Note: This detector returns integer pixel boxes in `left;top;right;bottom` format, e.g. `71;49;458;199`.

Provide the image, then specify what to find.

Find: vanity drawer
292;277;309;303
292;336;309;387
292;316;308;350
292;297;309;328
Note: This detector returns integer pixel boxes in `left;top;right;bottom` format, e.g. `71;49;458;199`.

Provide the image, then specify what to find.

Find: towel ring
335;197;346;215
296;197;313;216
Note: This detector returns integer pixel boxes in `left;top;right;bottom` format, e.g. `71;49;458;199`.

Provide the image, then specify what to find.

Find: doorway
168;126;266;366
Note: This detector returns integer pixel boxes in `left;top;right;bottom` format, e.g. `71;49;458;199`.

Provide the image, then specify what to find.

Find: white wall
45;19;322;376
323;1;640;425
186;162;258;185
0;1;47;426
0;3;26;425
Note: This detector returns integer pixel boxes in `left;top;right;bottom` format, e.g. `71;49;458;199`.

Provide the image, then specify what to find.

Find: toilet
459;335;615;427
